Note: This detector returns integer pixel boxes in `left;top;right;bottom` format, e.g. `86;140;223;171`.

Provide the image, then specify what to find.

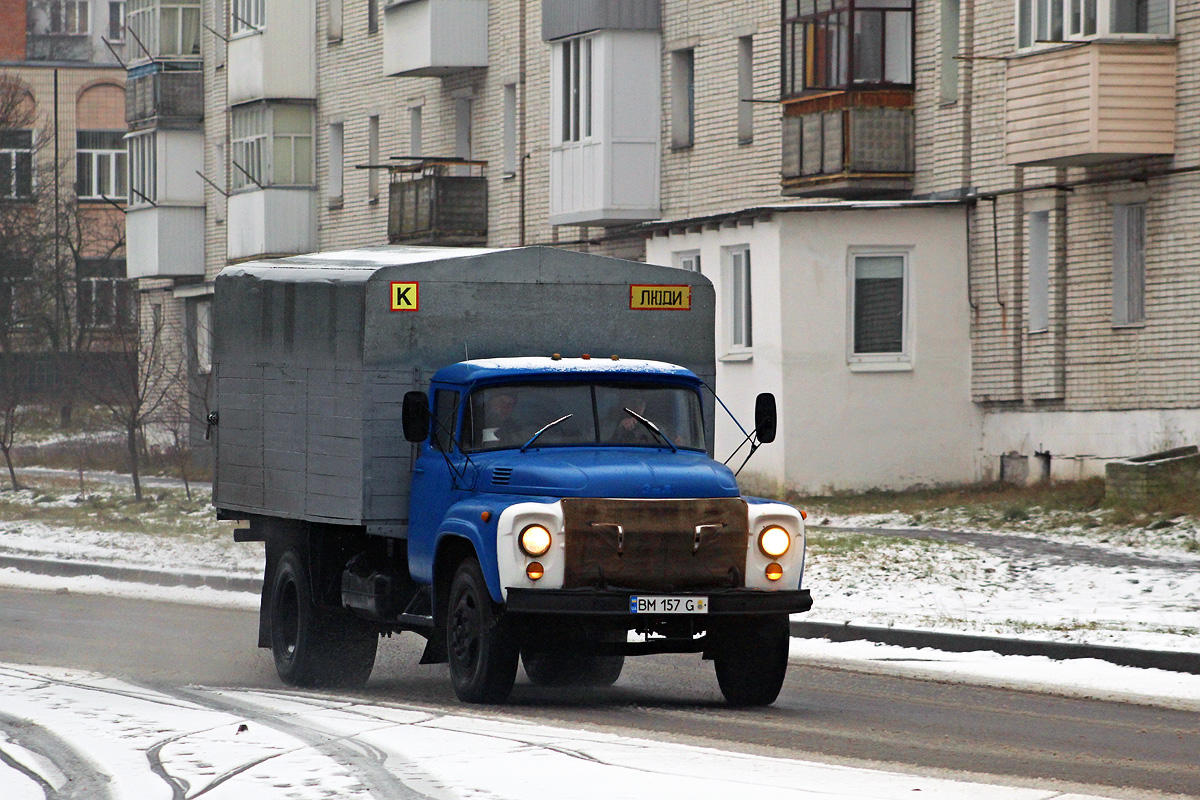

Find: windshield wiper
623;408;677;452
520;414;573;452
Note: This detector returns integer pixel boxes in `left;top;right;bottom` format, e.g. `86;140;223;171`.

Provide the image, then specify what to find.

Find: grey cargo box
213;245;717;534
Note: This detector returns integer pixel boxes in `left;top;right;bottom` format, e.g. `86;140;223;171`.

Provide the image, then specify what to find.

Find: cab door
407;387;474;569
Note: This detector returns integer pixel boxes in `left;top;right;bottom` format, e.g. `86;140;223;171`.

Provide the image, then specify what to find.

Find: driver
610;396;656;445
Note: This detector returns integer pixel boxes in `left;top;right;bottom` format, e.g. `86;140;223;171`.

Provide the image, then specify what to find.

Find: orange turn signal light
481;511;491;523
526;562;545;580
800;509;807;520
765;562;783;581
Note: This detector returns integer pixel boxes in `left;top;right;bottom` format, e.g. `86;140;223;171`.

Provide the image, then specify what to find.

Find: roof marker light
551;353;562;360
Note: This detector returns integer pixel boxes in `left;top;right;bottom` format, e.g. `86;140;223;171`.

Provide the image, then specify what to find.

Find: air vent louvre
492;467;514;485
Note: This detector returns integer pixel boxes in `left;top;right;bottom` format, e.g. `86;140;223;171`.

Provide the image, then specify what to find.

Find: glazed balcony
386;159;488;246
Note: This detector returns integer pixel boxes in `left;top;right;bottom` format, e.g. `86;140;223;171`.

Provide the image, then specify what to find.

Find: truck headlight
758;525;791;558
519;524;552;557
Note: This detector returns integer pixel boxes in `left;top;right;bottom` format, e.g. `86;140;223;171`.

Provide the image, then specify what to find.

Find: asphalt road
0;587;1196;799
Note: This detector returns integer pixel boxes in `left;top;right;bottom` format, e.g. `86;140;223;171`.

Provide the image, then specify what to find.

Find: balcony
227;189;316;260
227;0;315;104
126;62;203;131
387;159;487;245
781;92;913;199
126;206;205;278
1006;42;1175;167
383;0;488;77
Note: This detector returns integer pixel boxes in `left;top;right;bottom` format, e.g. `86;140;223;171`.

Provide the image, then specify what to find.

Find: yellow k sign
391;281;419;311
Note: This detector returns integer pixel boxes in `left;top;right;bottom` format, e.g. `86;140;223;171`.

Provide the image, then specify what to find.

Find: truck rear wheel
270;549;378;688
446;557;519;703
712;615;790;706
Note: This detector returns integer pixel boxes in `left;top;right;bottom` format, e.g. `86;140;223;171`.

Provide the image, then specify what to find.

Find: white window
1028;211;1050;333
127;131;156;204
850;251;908;362
1112;203;1146;326
108;0;126;40
1017;0;1171;47
127;0;201;58
231;0;264;34
737;37;753;143
77;131;128;200
502;83;518;175
49;0;90;34
367;114;380;201
409;106;423;157
724;247;753;351
557;36;592;144
671;48;695;148
0;130;34;199
194;298;212;373
328;122;344;202
231;104;313;190
675;251;702;272
941;0;960;102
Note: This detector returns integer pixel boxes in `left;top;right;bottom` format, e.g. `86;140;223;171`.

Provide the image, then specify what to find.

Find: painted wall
648;205;982;494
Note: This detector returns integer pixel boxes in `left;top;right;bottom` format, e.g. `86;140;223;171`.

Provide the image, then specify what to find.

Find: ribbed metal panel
541;0;660;41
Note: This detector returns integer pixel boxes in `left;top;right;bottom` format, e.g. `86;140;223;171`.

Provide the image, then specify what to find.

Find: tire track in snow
0;712;114;800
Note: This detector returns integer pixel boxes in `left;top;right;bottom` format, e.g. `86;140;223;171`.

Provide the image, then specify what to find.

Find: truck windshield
462;382;705;453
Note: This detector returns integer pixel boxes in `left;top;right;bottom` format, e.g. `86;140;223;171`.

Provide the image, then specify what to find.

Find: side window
849;251;909;364
432;389;460;451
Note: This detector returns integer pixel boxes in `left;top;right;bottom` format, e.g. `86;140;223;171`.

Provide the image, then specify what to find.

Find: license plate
629;595;708;614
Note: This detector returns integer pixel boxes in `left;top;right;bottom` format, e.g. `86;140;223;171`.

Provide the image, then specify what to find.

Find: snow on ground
0;567;260;609
0;663;1117;800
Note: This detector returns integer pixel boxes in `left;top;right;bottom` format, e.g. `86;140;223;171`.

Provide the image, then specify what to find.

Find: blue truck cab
212;246;812;705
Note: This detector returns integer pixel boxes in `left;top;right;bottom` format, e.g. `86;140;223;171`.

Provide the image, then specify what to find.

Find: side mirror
754;393;777;444
402;391;430;443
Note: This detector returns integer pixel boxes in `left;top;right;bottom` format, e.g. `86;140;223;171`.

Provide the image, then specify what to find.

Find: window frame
194;297;213;374
1027;210;1050;333
782;0;915;98
723;245;753;354
230;103;314;191
0;130;35;200
76;259;135;332
1015;0;1174;49
230;0;264;35
48;0;91;35
555;35;594;146
126;130;156;206
671;48;695;149
108;0;127;41
737;36;754;143
77;130;128;201
126;0;201;58
846;247;911;369
675;250;702;273
1112;202;1146;327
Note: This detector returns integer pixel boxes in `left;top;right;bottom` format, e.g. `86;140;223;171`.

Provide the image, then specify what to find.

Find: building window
557;36;593;144
0;274;35;330
194;298;212;373
455;97;473;162
77;131;128;201
409;106;423;157
502;83;517;175
230;0;264;33
77;259;135;331
367;0;379;34
1112;203;1145;326
49;0;90;34
675;251;702;272
782;0;914;96
0;131;34;199
671;48;695;148
231;104;313;190
851;252;907;357
1017;0;1171;47
127;131;156;204
108;0;127;40
327;0;343;41
1028;211;1050;333
940;0;959;102
724;247;753;350
127;0;201;58
367;114;380;201
737;37;754;143
328;121;343;203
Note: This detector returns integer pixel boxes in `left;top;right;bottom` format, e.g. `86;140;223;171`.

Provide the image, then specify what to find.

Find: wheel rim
449;584;481;678
276;578;300;661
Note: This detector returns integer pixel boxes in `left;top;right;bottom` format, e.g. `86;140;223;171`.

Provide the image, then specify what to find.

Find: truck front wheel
446;557;520;703
270;549;378;688
712;615;790;706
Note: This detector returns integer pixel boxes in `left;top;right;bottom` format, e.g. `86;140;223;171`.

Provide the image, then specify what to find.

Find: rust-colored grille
561;498;749;591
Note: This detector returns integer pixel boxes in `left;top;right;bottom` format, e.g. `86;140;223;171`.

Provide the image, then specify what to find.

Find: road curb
0;555;262;594
790;620;1200;675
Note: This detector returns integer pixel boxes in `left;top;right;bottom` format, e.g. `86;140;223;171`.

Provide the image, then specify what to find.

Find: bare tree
86;302;184;501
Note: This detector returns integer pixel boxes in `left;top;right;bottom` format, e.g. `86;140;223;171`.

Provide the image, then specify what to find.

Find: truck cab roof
433;357;702;387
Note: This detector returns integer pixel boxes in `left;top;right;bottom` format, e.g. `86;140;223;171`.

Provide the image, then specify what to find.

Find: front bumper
505;587;812;616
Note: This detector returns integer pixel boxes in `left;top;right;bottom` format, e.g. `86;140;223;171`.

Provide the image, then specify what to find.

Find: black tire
270;549;378;688
712;615;790;706
446;557;520;703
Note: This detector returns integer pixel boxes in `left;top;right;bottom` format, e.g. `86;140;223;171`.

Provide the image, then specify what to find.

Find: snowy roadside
0;663;1147;800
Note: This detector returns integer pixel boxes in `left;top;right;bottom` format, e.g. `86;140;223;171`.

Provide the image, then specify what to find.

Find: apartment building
0;0;130;406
